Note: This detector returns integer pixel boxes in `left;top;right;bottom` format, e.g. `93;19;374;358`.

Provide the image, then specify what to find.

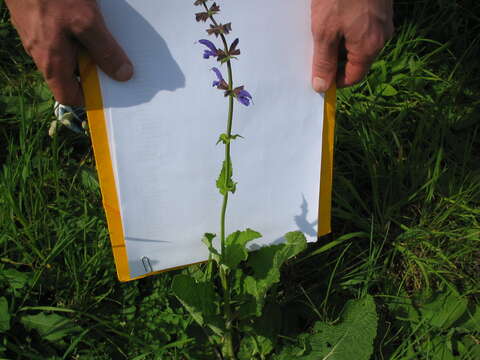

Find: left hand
310;0;394;92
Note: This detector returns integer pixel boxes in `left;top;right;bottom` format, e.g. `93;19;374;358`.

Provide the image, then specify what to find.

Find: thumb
311;37;339;93
73;12;133;82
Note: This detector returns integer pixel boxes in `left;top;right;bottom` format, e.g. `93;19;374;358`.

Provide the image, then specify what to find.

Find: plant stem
204;5;237;359
219;48;236;360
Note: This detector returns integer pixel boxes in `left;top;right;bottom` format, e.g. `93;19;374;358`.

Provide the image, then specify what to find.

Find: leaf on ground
171;274;223;335
20;312;81;342
223;229;262;269
0;297;10;332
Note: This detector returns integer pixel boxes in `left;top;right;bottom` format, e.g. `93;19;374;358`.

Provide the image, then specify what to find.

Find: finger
71;6;133;82
311;36;339;93
337;57;372;88
337;33;384;88
32;37;84;106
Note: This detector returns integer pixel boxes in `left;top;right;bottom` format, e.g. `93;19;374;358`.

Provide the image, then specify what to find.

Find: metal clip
141;256;153;273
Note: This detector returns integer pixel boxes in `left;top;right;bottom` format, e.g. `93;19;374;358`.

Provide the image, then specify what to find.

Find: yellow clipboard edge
80;54;336;281
318;85;336;237
79;54;205;282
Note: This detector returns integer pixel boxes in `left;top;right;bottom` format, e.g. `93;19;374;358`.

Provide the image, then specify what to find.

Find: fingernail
115;63;133;81
312;77;327;93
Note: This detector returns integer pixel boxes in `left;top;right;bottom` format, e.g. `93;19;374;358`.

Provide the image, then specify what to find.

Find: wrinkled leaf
309;296;377;360
276;296;377;360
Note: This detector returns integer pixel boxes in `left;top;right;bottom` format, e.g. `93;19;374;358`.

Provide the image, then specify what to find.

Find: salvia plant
172;2;379;359
171;1;308;359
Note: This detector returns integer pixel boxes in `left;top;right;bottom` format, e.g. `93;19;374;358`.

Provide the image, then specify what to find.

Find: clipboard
79;0;336;282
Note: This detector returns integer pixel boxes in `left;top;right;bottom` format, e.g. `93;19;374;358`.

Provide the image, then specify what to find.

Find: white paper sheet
96;0;325;278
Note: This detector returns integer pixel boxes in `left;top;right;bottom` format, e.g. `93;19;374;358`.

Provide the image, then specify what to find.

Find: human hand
5;0;133;106
311;0;394;92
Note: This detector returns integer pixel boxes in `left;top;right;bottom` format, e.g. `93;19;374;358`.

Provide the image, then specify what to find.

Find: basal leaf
171;274;223;335
223;229;262;269
244;231;307;315
202;233;220;263
0;297;10;333
20;312;81;342
216;160;236;195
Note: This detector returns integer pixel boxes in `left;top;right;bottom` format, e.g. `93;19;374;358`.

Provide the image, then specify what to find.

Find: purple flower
211;67;228;89
199;39;218;59
210;68;253;107
236;89;253;106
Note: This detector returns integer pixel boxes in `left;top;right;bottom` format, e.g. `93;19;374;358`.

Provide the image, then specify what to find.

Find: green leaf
309;296;377;360
460;336;480;359
376;83;398;97
20;312;81;342
463;304;480;332
216;160;236;195
171;275;223;335
216;133;243;145
202;233;220;263
238;335;274;360
238;303;281;359
276;296;378;360
223;229;262;269
0;269;31;290
244;231;307;315
416;289;468;329
80;166;99;192
0;297;10;333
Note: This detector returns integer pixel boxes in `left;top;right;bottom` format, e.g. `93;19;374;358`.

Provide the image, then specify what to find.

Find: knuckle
313;27;337;44
97;45;117;63
313;57;335;72
364;32;385;55
22;39;37;56
37;50;61;80
70;7;100;35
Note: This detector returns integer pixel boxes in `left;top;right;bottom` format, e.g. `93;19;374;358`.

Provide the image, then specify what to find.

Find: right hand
5;0;133;106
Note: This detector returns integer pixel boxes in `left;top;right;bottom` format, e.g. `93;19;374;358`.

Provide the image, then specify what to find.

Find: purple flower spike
199;39;218;59
237;89;253;106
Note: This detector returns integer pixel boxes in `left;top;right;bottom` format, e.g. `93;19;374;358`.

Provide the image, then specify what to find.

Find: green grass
1;0;479;358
